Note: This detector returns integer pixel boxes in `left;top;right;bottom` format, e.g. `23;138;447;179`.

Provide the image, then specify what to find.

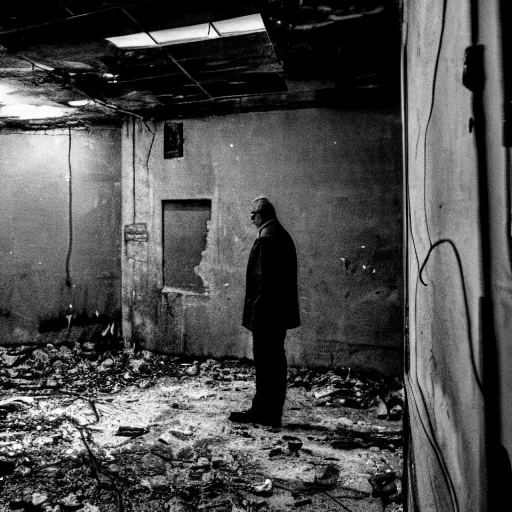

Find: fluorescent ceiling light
106;13;266;49
150;22;219;45
106;32;156;48
211;14;265;36
0;104;72;119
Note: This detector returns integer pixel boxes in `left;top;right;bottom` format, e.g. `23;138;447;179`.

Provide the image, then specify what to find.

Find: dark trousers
251;327;287;419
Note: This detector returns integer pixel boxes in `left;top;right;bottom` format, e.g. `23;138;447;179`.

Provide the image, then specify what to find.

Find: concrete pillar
121;118;156;348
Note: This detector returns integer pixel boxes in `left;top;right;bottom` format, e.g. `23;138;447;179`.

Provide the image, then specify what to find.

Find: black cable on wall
65;127;73;287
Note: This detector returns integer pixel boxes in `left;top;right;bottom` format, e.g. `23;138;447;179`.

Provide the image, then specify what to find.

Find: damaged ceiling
0;0;401;128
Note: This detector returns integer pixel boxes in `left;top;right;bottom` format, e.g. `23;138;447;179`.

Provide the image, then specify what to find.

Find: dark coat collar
258;218;276;236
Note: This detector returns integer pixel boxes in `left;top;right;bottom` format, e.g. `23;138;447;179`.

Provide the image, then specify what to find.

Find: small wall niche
162;199;211;292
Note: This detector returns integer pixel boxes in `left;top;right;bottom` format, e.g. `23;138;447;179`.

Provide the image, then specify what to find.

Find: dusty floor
0;335;404;512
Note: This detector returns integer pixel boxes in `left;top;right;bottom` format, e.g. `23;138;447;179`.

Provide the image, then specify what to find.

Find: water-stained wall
122;108;402;375
0;128;122;343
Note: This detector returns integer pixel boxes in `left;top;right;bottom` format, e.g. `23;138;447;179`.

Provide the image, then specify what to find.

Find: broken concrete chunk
315;463;340;487
31;492;48;506
376;397;388;419
60;493;82;510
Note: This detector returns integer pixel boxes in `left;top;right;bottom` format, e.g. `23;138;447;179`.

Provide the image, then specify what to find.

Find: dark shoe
228;410;257;424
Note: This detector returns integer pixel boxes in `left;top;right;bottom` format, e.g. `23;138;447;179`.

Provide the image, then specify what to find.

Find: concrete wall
404;0;487;509
0;128;122;343
122;108;402;375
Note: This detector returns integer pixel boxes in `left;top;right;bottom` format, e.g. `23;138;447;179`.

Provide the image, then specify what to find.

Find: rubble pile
289;367;404;421
0;338;404;512
0;344;256;397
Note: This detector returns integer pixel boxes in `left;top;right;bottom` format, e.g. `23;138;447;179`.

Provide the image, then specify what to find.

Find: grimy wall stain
122;108;403;375
0;128;122;343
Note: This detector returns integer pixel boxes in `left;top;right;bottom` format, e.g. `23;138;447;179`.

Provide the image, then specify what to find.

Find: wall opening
162;199;211;292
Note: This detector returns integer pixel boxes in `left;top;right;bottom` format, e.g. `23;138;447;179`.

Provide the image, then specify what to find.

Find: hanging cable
146;122;155;174
408;274;460;512
420;0;449;247
419;238;483;392
65;127;73;287
406;372;460;512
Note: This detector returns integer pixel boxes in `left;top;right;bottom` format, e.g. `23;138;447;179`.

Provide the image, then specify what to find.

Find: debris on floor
0;338;403;511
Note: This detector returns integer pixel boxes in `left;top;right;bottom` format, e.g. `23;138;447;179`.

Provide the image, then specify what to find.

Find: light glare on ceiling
0;104;72;119
106;32;156;48
211;14;265;35
105;13;266;49
68;100;91;106
150;22;219;45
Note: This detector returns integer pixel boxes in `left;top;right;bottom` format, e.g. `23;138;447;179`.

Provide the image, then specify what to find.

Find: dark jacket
242;219;300;331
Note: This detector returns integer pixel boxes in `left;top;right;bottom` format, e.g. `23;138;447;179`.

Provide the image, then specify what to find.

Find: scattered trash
253;478;273;497
368;470;398;497
0;341;402;512
115;426;149;438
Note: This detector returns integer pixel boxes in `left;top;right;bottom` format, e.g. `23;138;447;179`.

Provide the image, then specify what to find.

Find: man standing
229;197;300;428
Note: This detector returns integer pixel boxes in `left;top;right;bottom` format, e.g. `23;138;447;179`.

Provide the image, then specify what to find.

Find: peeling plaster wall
0;128;122;343
122;108;402;375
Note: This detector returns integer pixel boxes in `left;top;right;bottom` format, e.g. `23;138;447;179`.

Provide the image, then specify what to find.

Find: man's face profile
250;209;264;228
